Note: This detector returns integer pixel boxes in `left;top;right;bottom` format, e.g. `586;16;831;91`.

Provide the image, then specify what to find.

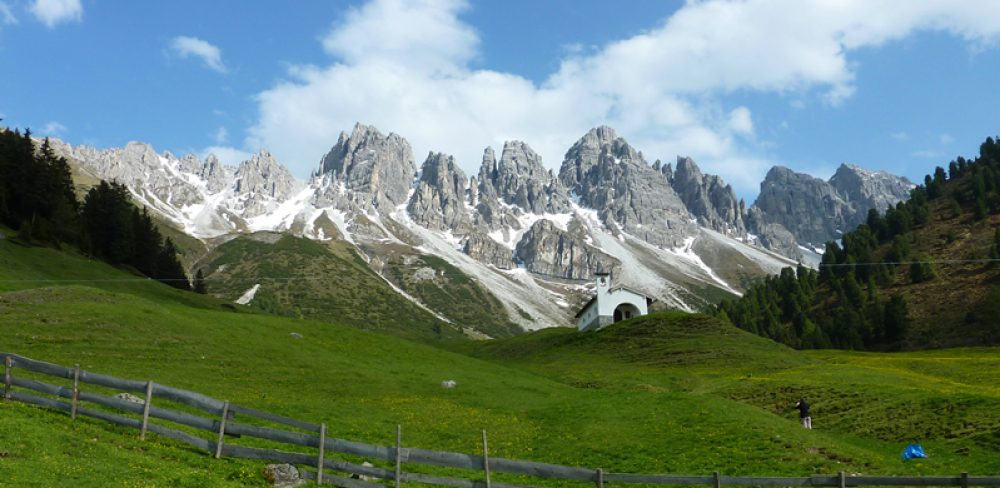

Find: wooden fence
2;352;999;488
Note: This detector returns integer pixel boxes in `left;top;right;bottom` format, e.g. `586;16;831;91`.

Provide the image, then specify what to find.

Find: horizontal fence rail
3;352;999;488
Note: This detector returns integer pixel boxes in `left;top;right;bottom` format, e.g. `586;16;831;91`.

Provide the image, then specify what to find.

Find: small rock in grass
441;380;457;388
262;463;304;487
115;393;145;405
289;332;303;339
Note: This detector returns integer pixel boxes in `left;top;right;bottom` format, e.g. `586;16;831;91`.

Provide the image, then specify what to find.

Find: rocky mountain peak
122;141;160;167
559;126;648;191
586;125;619;146
748;163;915;256
477;141;570;215
750;166;852;251
407;152;474;233
829;163;915;215
199;153;232;193
228;150;301;218
235;150;299;196
559;127;696;248
674;156;704;182
315;122;417;210
669;156;746;236
176;153;202;174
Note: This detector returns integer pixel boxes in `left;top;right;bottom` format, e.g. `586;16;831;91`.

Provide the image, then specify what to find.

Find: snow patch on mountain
246;187;314;233
667;236;738;295
236;284;261;305
393;210;567;330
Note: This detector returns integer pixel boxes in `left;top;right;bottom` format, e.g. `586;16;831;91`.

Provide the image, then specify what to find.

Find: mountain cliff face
829;163;916;218
668;156;747;237
314;123;417;212
232;150;302;217
748;164;914;254
479;141;570;215
51;123;912;334
407;152;473;233
514;219;619;280
751;166;853;251
559;127;696;248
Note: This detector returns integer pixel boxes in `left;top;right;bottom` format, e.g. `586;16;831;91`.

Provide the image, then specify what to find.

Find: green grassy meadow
1;235;998;486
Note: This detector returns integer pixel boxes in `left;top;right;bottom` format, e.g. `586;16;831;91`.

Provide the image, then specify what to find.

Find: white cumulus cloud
727;107;754;137
170;36;227;73
30;0;81;28
247;0;1000;197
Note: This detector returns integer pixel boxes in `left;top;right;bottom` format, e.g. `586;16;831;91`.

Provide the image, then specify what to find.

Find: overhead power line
818;257;1000;268
1;256;999;284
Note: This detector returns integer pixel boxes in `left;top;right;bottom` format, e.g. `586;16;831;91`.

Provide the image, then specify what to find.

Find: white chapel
575;272;653;331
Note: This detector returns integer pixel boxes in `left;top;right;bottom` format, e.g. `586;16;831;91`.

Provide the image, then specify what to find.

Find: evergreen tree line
717;135;1000;350
0;129;78;243
80;181;191;290
0;128;196;292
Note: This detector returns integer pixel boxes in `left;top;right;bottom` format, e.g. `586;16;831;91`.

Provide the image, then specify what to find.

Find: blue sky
2;0;999;201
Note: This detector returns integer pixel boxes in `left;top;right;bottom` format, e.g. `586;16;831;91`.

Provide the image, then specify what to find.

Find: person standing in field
795;398;812;429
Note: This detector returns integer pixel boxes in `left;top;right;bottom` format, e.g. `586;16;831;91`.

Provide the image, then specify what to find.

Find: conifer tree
81;181;135;264
194;269;208;294
130;207;163;277
156;238;190;291
883;294;910;345
909;255;936;283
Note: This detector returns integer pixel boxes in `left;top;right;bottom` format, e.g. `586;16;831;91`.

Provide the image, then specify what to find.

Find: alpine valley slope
49;125;911;334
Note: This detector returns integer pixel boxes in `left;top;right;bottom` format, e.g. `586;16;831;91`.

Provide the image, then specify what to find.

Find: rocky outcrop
829;163;914;224
462;232;515;269
314;123;417;211
669;156;746;236
477;141;571;215
56;141;208;212
748;164;914;253
407;152;474;233
514;219;619;280
750;166;851;250
746;207;802;259
200;154;233;193
233;150;302;217
559;126;696;248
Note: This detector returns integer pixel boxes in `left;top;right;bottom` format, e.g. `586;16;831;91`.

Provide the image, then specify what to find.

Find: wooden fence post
215;401;230;459
596;468;604;488
317;423;327;486
714;471;722;488
395;424;402;488
70;364;81;420
140;381;154;440
839;471;846;488
482;430;491;488
961;472;969;488
4;356;11;400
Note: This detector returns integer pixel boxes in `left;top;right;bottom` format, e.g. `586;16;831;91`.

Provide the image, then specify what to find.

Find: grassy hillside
717;137;1000;351
463;312;813;391
1;236;998;485
467;313;1000;471
881;184;1000;347
378;250;522;338
194;233;464;341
